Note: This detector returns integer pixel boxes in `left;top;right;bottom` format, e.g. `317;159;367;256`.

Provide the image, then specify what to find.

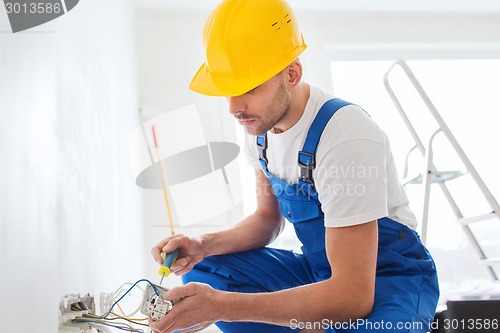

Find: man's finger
152;234;183;264
163;283;196;301
174;262;195;276
171;256;190;271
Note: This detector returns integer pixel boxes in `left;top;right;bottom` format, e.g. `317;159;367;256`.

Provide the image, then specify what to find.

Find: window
331;59;500;298
234;58;500;298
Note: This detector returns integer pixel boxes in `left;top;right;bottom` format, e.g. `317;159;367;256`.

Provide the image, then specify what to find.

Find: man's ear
286;59;303;90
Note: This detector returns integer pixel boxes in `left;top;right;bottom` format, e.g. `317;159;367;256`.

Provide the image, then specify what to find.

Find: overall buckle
297;151;315;184
256;135;268;164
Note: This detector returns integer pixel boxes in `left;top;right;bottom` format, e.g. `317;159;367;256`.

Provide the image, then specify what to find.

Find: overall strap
298;98;351;186
257;133;269;170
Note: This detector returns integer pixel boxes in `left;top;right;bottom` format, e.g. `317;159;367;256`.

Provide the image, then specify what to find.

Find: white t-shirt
243;86;418;230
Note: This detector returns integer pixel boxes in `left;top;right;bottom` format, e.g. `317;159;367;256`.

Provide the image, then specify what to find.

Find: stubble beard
246;81;291;135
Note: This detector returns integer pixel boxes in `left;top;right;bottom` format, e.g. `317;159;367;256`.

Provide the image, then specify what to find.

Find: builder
151;0;439;332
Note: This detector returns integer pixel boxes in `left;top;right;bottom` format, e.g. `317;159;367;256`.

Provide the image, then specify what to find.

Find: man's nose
227;96;246;115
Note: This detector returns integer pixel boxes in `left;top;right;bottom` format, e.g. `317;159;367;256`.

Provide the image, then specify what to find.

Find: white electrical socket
140;283;173;321
58;294;97;333
147;295;174;321
59;281;168;332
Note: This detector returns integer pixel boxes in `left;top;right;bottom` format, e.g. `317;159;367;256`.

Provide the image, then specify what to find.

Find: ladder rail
463;225;499;280
384;62;465;220
384;59;500;281
421;129;442;245
384;60;500;218
424;130;498;280
402;145;418;180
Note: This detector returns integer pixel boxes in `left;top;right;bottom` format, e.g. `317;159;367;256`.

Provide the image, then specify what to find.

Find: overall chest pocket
277;197;323;223
273;184;331;279
277;197;326;256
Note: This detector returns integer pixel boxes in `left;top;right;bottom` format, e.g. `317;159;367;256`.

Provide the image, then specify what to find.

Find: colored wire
113;282;145;299
107;313;149;327
85;313;149;326
73;318;145;333
112;283;145;317
109;313;148;322
89;323;113;333
101;279;158;319
71;279;159;333
119;300;143;318
116;303;127;317
76;314;148;333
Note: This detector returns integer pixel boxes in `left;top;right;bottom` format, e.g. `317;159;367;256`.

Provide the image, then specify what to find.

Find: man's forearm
211;223;378;328
216;277;373;327
201;211;283;257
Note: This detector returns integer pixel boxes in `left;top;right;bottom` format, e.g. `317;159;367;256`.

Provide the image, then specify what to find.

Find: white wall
0;1;144;332
136;8;246;286
298;10;500;90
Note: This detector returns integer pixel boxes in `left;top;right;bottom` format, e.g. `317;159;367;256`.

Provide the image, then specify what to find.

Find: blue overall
183;99;439;332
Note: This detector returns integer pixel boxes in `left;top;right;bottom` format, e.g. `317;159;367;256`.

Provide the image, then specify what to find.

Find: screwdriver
158;249;179;285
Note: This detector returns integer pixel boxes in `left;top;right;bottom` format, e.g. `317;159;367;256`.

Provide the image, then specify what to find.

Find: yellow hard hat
189;0;307;97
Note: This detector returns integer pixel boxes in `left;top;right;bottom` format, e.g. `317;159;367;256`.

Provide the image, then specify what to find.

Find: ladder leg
384;60;500;282
421;143;434;245
462;226;498;281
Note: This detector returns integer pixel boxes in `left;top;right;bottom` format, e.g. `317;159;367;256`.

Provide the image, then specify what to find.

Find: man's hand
151;235;206;276
149;282;223;333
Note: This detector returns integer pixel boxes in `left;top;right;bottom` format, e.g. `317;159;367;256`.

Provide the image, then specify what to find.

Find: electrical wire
75;313;149;332
112;282;146;317
112;282;145;299
72;278;158;333
116;303;127;317
72;318;145;333
101;279;202;333
85;313;149;327
73;318;140;332
89;323;113;333
101;279;158;319
109;313;148;322
117;298;144;318
105;314;148;327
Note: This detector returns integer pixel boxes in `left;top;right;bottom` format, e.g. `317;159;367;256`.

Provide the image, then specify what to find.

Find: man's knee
181;260;213;285
181;268;196;284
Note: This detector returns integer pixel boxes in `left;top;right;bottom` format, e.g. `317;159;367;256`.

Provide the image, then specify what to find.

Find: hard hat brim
189;44;307;97
189;63;261;97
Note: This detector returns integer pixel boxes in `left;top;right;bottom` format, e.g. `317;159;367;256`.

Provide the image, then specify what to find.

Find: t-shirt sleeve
316;138;389;227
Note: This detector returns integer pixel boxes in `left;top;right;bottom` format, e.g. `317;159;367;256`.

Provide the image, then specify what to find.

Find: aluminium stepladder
383;60;500;281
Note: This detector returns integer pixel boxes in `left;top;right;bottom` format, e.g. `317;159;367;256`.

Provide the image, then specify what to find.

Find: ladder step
480;258;500;265
403;170;467;185
457;212;498;225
